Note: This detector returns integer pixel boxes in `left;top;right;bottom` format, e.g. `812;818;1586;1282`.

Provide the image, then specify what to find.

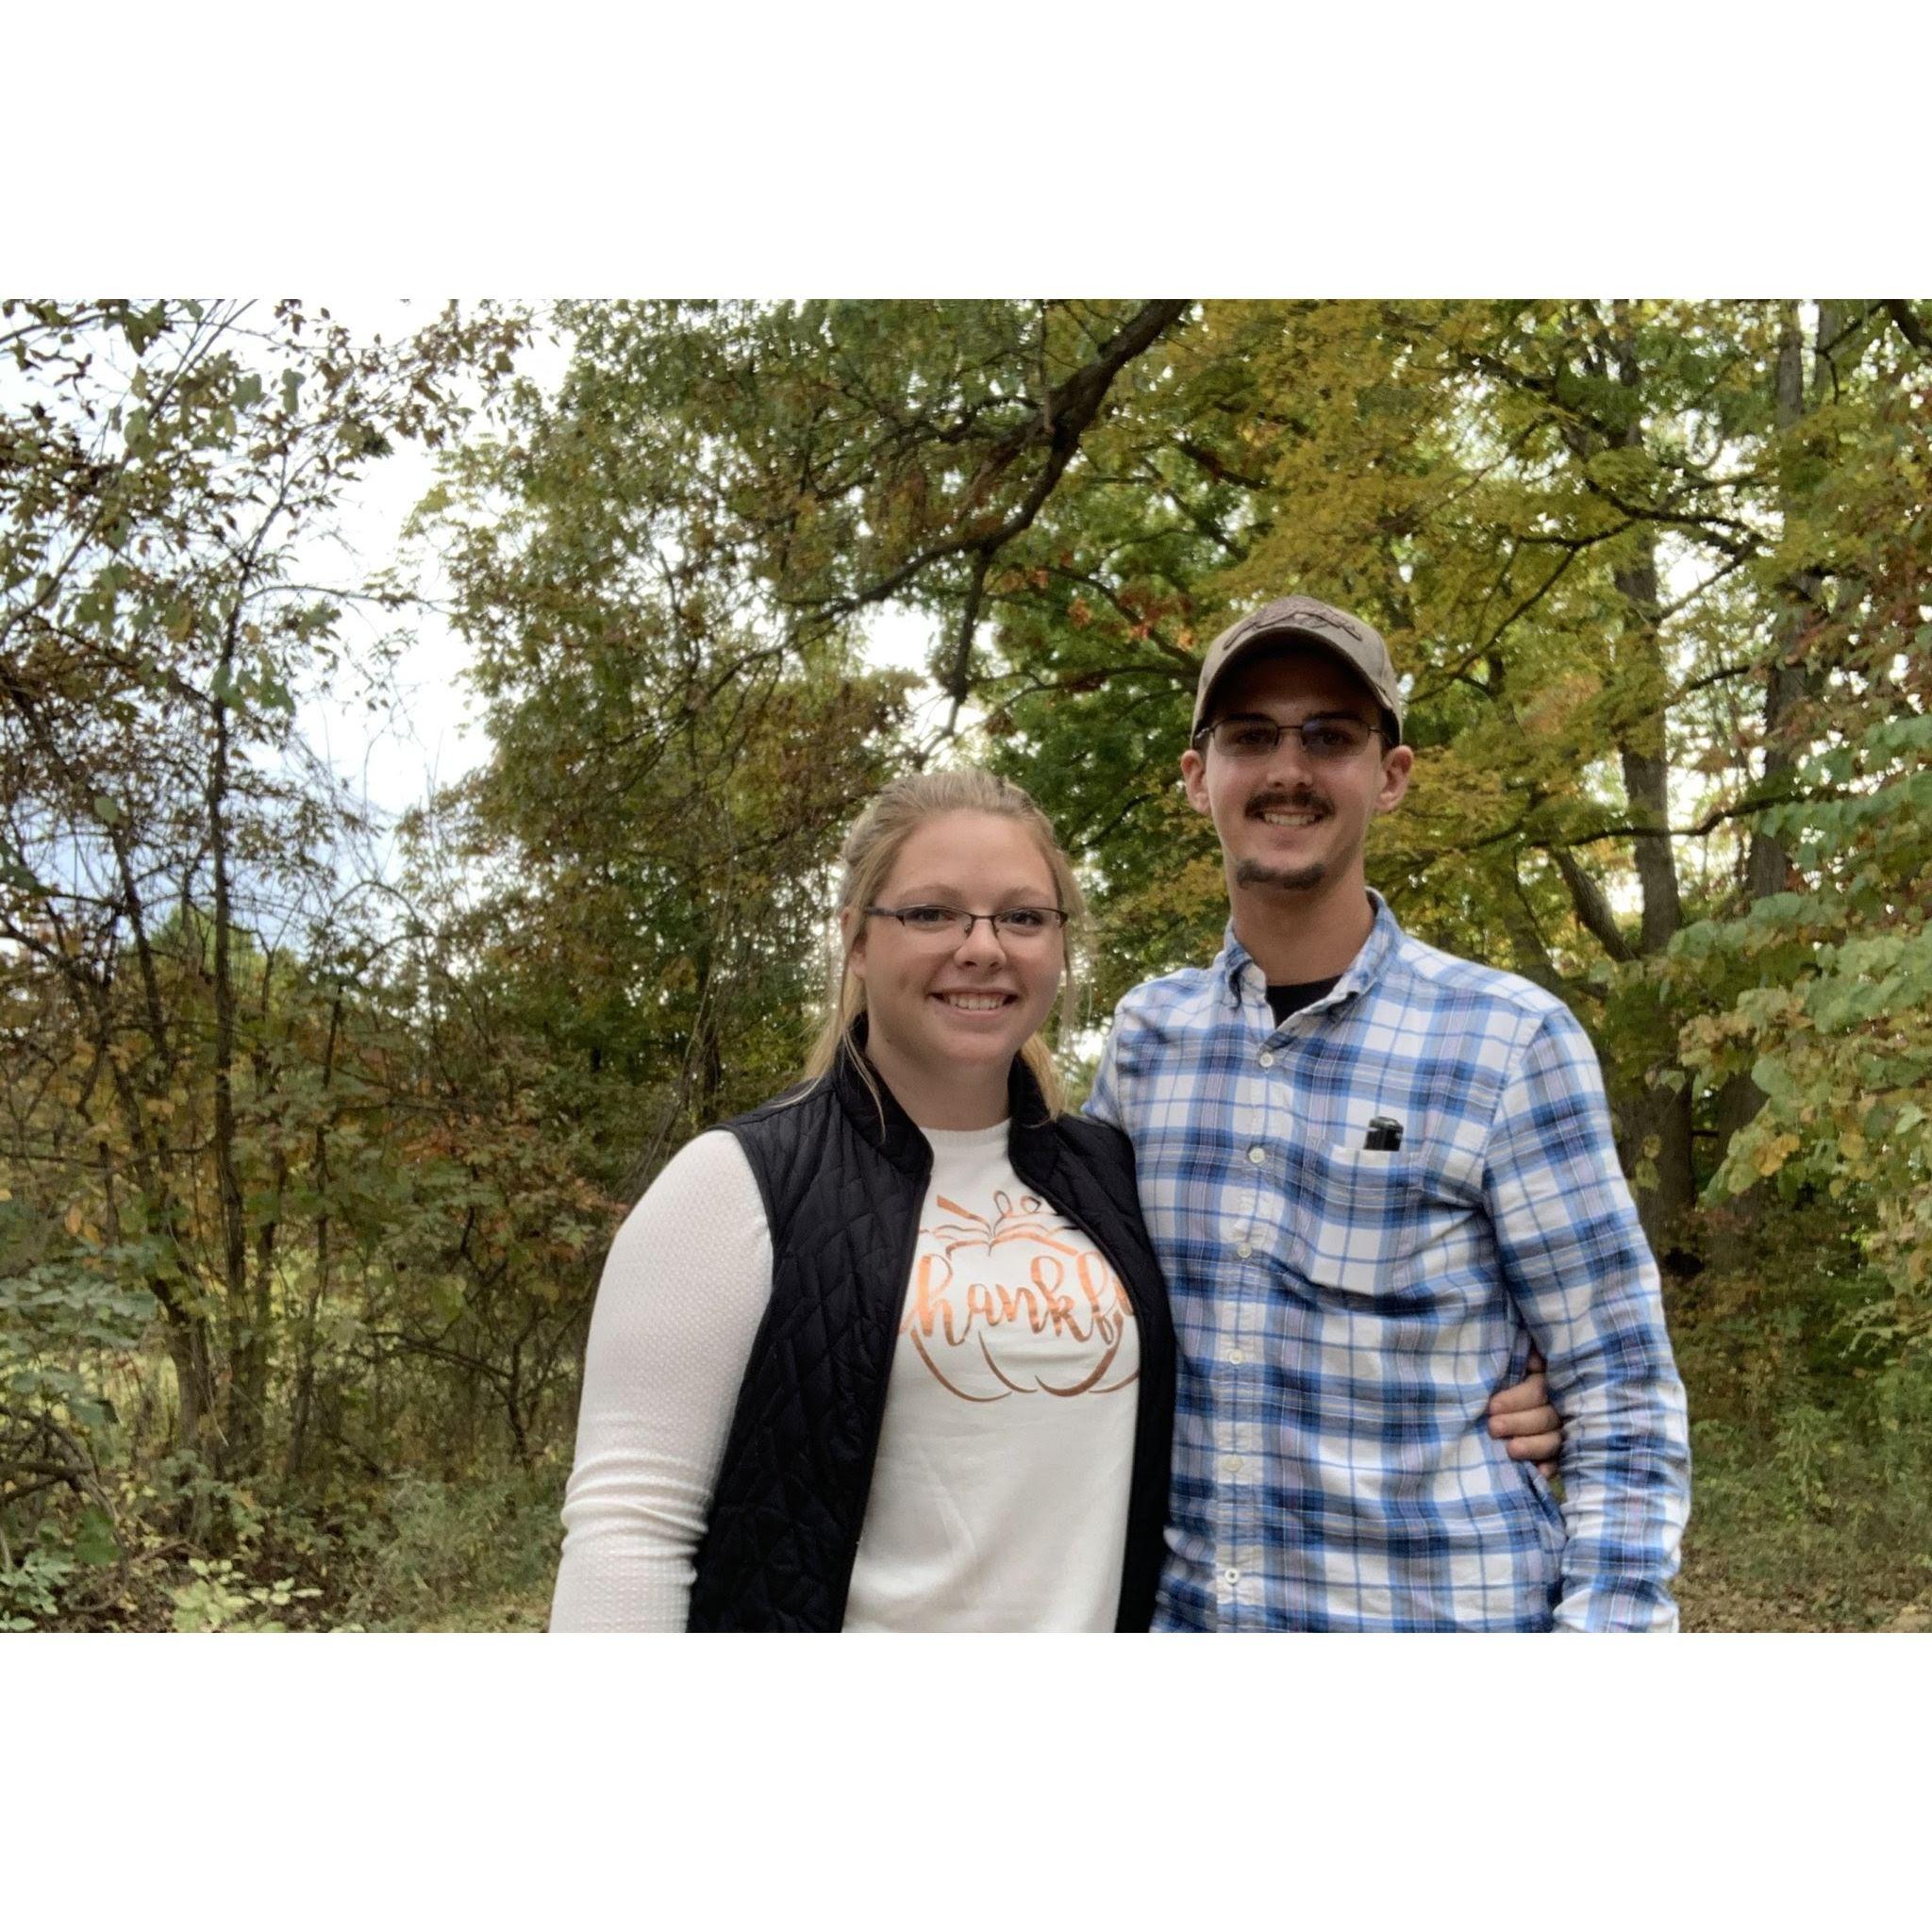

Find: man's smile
1248;794;1330;827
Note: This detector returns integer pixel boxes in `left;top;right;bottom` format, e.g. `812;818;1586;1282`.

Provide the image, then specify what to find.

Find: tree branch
812;299;1192;626
1884;299;1931;358
1553;791;1814;847
1174;437;1269;491
1544;846;1636;962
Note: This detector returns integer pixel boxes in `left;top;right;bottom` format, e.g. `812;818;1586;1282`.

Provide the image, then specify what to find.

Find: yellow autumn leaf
1753;1132;1802;1178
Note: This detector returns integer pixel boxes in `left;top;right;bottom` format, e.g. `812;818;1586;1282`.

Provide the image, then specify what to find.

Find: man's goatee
1234;858;1328;891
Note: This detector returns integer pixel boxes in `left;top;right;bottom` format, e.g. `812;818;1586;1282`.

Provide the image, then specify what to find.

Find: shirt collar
1213;890;1404;1010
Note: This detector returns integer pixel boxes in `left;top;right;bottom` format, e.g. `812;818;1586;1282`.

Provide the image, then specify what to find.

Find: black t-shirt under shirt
1266;976;1341;1028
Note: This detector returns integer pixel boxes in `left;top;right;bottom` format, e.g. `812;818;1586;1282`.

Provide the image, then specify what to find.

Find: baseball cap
1191;593;1405;745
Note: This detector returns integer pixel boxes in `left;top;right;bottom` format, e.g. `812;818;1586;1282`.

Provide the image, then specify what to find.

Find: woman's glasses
864;905;1069;945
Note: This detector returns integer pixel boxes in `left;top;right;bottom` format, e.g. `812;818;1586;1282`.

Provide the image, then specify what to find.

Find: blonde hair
801;767;1087;1117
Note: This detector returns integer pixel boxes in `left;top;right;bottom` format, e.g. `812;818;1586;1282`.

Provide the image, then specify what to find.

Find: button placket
1214;1308;1247;1608
1216;1006;1283;1628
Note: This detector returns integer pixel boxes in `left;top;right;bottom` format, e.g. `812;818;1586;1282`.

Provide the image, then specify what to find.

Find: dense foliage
4;297;1927;1630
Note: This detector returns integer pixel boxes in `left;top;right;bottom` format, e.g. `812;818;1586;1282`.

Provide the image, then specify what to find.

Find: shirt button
1246;1144;1265;1165
1224;1456;1242;1474
1234;1241;1252;1258
1228;1347;1246;1364
1224;1568;1241;1587
1257;1049;1274;1068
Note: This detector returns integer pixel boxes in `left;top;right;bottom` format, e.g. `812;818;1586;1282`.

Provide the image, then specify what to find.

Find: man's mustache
1245;791;1331;820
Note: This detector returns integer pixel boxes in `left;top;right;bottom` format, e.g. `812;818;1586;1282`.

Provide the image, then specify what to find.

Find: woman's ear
840;907;865;983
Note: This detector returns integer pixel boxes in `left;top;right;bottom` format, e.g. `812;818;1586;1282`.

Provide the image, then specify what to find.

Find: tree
1;298;518;1495
1677;308;1932;1341
425;302;958;1153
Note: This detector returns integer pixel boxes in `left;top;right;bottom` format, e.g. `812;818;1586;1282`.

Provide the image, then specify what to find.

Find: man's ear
1180;745;1211;815
1375;743;1415;815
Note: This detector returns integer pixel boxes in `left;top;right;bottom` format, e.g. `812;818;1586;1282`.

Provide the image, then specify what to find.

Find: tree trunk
283;1214;326;1482
1494;854;1570;1000
506;1335;532;1472
1610;536;1696;1253
159;1298;220;1537
228;1152;282;1474
285;989;343;1480
689;940;724;1128
1712;300;1841;1263
208;652;252;1476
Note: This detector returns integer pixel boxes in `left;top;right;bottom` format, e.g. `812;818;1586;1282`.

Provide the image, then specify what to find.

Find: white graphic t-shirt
845;1123;1140;1632
548;1124;1140;1632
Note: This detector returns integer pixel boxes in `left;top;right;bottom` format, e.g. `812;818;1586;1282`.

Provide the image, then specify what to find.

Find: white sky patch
289;301;559;839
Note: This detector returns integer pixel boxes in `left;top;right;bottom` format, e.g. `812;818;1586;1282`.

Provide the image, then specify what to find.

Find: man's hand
1487;1349;1562;1477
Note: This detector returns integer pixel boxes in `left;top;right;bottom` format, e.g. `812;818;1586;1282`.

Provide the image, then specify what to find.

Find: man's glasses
864;905;1070;945
1193;712;1385;762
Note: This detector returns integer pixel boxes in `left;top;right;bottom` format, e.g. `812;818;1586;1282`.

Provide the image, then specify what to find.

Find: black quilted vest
686;1041;1174;1631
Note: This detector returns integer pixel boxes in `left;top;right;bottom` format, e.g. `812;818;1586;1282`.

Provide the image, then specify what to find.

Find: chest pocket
1291;1145;1427;1298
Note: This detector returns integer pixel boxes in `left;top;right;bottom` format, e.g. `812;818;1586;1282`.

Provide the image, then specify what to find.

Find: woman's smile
931;989;1019;1013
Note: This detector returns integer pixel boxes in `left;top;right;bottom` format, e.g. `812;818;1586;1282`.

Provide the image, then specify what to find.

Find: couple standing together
550;593;1692;1632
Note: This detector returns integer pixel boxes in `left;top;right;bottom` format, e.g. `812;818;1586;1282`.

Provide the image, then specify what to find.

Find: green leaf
255;667;295;715
0;837;44;895
73;1507;119;1567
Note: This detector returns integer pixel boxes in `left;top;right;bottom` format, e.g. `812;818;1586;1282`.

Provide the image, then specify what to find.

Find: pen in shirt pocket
1363;1116;1404;1152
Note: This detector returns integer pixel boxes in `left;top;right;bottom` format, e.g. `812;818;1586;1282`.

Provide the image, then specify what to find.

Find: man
1087;593;1691;1631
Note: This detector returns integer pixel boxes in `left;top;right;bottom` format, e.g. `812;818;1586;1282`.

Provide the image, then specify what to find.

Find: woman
549;768;1558;1631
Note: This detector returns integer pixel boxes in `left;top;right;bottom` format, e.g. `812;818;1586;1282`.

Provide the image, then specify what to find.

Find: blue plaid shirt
1086;893;1690;1631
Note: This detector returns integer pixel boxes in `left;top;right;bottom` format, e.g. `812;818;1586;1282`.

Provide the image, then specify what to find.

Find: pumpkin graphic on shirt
900;1189;1138;1403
